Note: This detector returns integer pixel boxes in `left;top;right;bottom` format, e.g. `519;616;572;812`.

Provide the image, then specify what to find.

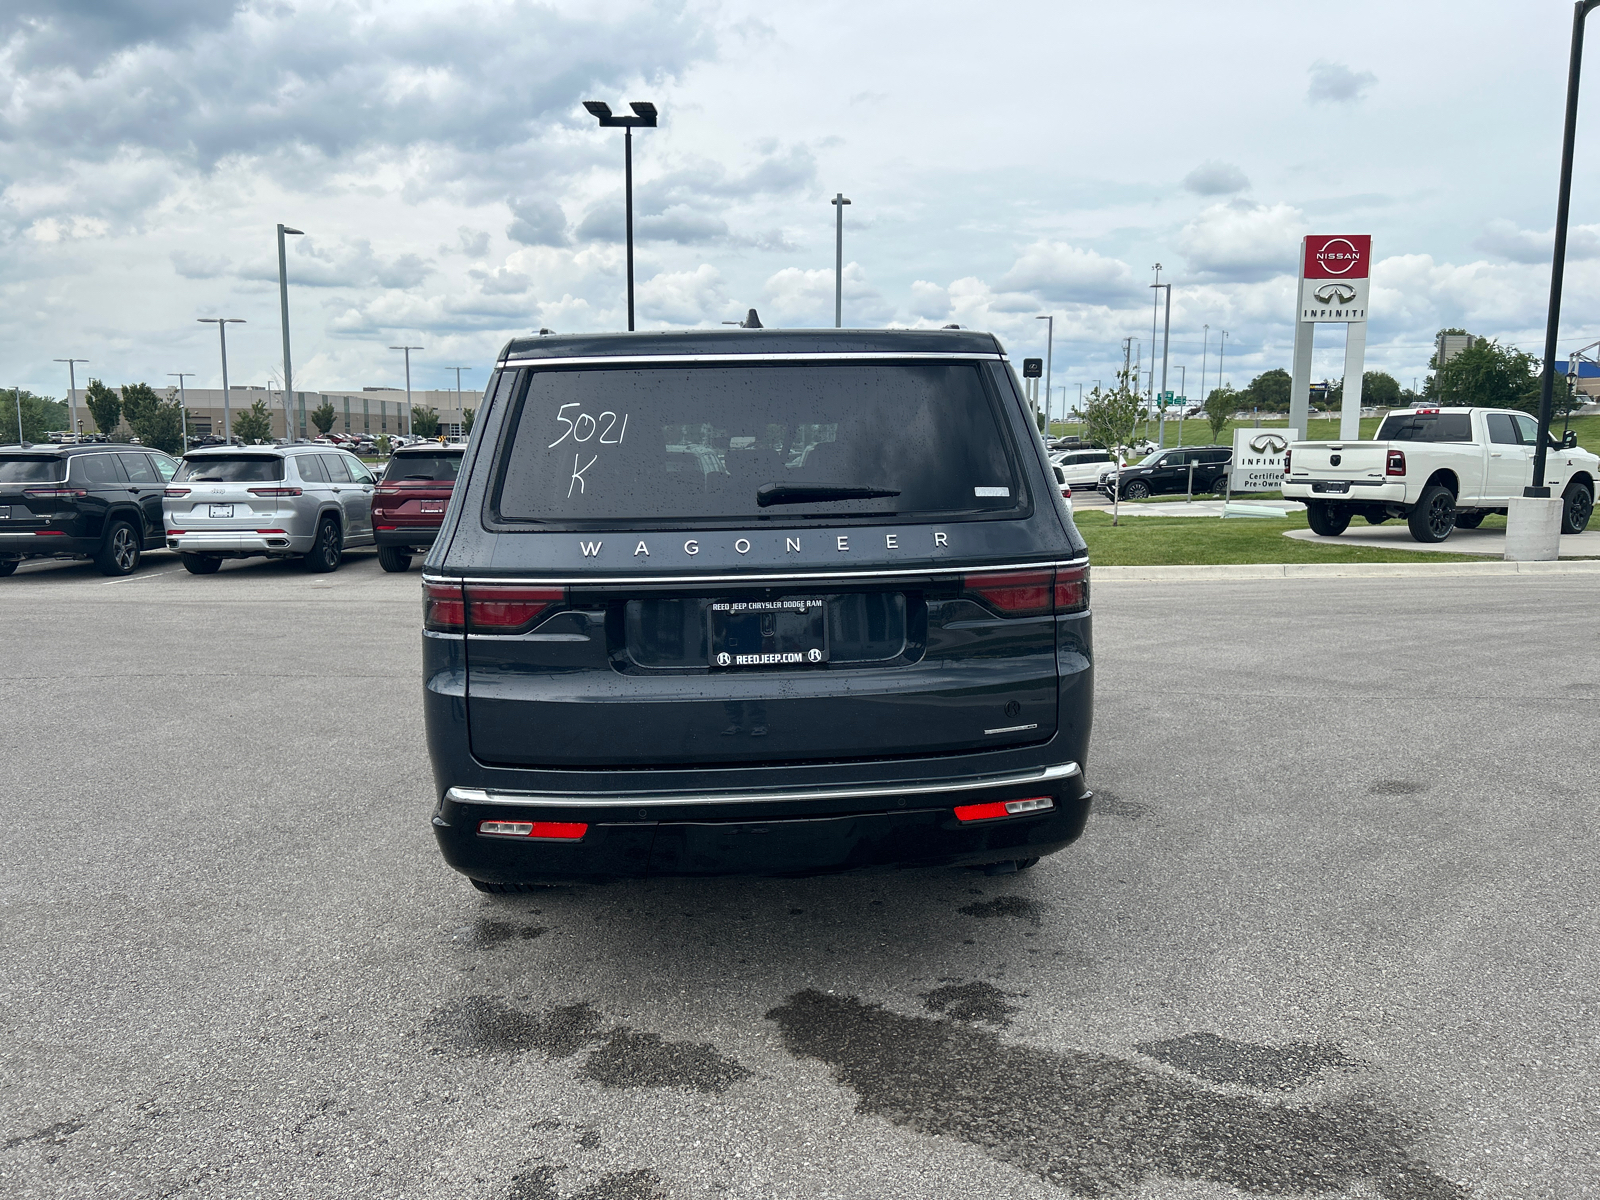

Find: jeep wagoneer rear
423;329;1094;887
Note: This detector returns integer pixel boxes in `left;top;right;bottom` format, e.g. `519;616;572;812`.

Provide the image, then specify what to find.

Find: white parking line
102;568;182;585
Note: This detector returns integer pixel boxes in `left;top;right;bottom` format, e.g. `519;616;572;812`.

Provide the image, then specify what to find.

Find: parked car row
1098;446;1232;500
0;441;465;577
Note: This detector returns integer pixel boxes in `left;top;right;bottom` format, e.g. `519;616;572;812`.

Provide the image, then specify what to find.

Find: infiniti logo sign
1313;282;1358;304
1248;433;1288;454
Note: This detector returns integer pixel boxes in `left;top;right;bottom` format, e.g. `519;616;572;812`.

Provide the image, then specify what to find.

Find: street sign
1022;358;1043;378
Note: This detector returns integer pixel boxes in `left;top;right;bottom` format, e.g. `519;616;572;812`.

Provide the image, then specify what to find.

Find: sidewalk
1283;525;1600;558
1074;496;1304;518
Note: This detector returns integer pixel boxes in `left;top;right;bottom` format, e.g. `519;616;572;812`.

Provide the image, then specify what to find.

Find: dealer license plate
0;506;10;519
708;598;828;669
1315;482;1349;494
209;504;234;518
420;500;445;513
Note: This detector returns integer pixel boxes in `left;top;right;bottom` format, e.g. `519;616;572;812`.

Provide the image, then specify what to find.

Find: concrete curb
1094;559;1600;581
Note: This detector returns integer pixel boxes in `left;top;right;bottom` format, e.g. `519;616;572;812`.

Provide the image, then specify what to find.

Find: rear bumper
0;532;98;558
165;530;312;556
1282;480;1406;503
432;762;1089;881
374;526;440;549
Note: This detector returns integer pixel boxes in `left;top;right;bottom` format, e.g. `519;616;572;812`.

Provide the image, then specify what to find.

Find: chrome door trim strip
445;762;1079;809
422;556;1087;588
497;352;1007;368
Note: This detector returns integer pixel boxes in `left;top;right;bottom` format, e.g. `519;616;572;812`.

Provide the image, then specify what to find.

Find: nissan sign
1303;235;1371;279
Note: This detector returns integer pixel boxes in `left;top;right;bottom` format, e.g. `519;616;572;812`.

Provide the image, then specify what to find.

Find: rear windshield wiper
757;483;901;507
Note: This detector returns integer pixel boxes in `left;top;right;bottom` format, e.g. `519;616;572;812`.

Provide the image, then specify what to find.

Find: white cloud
1183;162;1250;196
1474;219;1600;265
997;241;1136;303
1307;60;1377;104
1179;201;1307;282
637;264;729;325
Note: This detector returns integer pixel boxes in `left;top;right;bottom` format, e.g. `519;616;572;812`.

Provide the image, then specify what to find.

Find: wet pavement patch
1370;780;1425;796
1136;1030;1360;1092
767;989;1464;1199
427;996;604;1057
501;1166;664;1200
923;980;1021;1026
1090;793;1151;819
958;895;1044;926
582;1027;750;1094
473;919;549;947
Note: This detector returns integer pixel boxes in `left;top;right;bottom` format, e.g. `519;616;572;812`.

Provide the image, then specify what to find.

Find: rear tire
96;520;141;576
1453;511;1487;530
181;554;223;575
1305;500;1351;537
1561;482;1594;534
377;545;412;573
1408;484;1457;543
1122;480;1151;500
303;517;342;573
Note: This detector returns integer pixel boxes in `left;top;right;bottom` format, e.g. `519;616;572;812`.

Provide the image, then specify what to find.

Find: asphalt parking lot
3;549;1596;1200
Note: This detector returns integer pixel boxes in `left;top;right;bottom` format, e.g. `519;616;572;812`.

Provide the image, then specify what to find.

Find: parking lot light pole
446;367;473;437
276;224;305;439
169;372;195;448
53;358;87;440
583;101;657;332
1035;315;1054;435
197;318;244;441
390;346;422;437
833;194;852;327
1533;0;1600;493
1151;282;1172;446
13;386;22;445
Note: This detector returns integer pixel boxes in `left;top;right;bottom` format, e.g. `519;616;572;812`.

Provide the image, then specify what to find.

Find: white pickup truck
1282;407;1596;543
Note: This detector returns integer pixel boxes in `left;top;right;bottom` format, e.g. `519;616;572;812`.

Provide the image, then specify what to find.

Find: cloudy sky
3;0;1598;408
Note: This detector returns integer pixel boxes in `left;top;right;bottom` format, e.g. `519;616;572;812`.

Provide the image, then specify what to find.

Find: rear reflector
374;524;396;531
478;820;588;841
954;796;1054;822
33;530;67;536
167;529;186;535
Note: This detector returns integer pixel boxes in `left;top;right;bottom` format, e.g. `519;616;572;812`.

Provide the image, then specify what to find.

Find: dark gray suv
423;329;1094;889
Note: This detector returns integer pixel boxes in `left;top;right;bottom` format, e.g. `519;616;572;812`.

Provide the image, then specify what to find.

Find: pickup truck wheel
1454;511;1487;530
377;545;412;573
1305;500;1351;536
1408;484;1457;543
1562;483;1594;534
1122;480;1151;500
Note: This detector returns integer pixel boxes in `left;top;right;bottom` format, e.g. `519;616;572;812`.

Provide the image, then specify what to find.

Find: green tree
462;407;475;434
120;382;158;433
233;400;273;444
1432;338;1575;415
5;389;69;443
1082;368;1143;455
1204;385;1239;442
1362;370;1401;407
84;378;122;435
117;383;187;453
310;399;336;436
1242;368;1291;413
411;405;440;438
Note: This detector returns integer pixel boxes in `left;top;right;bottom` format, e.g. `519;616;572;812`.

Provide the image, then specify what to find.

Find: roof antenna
536;328;555;335
740;308;762;329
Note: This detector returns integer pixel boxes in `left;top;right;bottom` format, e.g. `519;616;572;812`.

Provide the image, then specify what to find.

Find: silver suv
164;446;377;574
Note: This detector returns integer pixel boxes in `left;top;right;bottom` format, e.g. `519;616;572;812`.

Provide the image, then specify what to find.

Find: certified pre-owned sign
1230;428;1289;493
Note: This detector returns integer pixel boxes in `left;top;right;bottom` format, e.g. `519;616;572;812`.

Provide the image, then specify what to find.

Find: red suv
373;443;464;572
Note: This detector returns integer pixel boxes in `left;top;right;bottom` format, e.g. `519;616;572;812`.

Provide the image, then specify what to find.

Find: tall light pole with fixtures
53;358;87;439
1218;330;1229;397
169;372;195;448
1150;281;1172;446
446;366;473;436
277;223;304;440
1035;315;1054;436
583;100;657;332
390;346;422;437
1148;265;1162;401
832;193;851;327
197;318;244;440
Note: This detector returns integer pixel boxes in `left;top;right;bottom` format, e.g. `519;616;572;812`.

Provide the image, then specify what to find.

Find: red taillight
954;796;1054;822
963;566;1088;617
1386;450;1406;476
423;581;465;633
1061;484;1072;499
1283;448;1292;475
167;529;186;535
1415;408;1440;415
466;584;565;634
164;487;191;497
478;820;588;841
247;487;303;497
21;488;87;499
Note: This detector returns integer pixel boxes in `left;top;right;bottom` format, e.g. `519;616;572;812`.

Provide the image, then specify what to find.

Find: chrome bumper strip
445;762;1080;810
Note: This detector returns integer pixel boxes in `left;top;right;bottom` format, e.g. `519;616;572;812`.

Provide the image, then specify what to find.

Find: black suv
1100;445;1231;499
423;329;1094;887
0;444;179;576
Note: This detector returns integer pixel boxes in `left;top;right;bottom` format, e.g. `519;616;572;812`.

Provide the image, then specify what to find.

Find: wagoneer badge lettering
634;541;648;556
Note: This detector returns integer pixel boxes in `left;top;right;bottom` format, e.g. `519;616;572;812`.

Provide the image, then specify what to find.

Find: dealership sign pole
1288;235;1372;443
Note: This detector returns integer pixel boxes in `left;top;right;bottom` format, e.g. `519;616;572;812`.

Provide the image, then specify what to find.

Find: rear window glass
0;457;63;483
385;453;462;482
1377;413;1473;442
175;456;284;482
494;363;1021;524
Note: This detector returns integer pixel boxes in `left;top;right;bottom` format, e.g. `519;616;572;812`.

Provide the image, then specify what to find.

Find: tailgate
1290;442;1387;479
464;574;1061;768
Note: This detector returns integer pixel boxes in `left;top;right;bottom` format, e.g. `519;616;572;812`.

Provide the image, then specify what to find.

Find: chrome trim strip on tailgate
445;762;1080;809
499;352;1007;368
423;557;1088;588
